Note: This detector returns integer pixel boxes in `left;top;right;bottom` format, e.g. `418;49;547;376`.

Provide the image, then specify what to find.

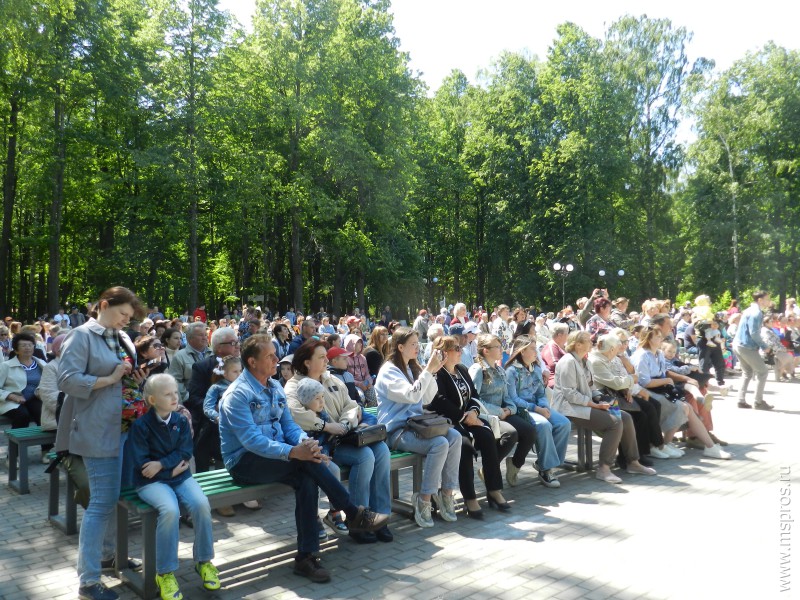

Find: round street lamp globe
618;270;625;277
553;262;561;271
432;277;438;283
598;270;606;277
566;264;574;272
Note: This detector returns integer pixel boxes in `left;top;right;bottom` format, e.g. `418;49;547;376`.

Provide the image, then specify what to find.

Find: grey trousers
569;409;638;467
733;344;769;403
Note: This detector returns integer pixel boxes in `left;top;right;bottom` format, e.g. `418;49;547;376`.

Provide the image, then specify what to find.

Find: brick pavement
1;374;797;599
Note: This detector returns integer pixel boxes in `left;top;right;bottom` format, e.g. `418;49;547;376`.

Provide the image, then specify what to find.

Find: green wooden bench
7;425;56;494
117;449;421;599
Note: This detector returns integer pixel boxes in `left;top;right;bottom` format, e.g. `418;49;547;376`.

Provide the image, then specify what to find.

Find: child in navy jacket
128;373;220;600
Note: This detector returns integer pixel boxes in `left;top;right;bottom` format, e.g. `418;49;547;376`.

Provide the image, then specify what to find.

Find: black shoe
638;456;654;467
100;557;142;572
78;583;119;600
348;530;377;544
293;554;331;583
180;513;194;529
754;400;774;411
346;506;389;533
737;401;752;409
466;508;485;520
375;525;394;542
486;494;511;511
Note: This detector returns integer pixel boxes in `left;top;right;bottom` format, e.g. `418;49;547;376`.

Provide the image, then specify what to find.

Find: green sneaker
155;572;182;600
195;561;221;591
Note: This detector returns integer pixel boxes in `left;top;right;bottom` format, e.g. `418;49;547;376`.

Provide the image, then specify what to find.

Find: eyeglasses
219;340;240;347
151;343;164;349
448;347;463;353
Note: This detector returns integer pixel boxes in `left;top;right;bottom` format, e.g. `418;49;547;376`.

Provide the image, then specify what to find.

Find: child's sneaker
323;510;349;535
195;561;221;591
155;572;182;600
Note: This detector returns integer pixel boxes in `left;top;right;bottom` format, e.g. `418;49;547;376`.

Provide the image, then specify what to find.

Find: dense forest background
2;0;799;321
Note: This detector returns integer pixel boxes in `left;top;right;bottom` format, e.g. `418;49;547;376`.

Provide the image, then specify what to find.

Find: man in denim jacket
732;290;773;410
218;335;388;583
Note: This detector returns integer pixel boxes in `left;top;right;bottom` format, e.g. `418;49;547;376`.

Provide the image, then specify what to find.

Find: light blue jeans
136;477;214;574
78;433;126;586
390;428;461;496
530;409;571;471
333;441;391;513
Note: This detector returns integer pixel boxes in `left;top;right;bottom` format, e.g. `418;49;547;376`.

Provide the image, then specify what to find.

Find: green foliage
1;5;799;321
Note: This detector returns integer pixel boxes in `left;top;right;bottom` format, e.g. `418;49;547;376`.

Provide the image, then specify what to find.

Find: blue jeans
230;452;353;554
136;478;214;574
78;433;126;586
389;428;461;496
529;409;571;471
333;441;391;513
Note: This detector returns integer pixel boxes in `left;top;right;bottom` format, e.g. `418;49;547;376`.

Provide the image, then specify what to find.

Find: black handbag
336;423;387;448
601;387;641;412
649;384;684;403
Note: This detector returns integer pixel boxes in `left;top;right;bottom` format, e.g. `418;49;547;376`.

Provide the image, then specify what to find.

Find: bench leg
66;473;78;535
7;440;18;487
118;505;158;599
8;440;31;494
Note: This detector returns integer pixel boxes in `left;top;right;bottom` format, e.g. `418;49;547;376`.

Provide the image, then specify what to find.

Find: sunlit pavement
1;372;797;599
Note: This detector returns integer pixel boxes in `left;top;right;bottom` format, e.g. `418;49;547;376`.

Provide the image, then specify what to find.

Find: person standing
733;290;774;410
57;286;146;600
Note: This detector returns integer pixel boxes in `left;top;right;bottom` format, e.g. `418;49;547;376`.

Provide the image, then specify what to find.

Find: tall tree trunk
187;11;199;312
356;268;365;315
475;194;486;307
48;85;66;316
290;206;303;312
0;95;19;316
332;257;343;317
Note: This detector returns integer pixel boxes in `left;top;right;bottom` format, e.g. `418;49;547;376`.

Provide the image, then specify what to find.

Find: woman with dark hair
285;340;393;543
134;335;168;375
56;286;146;600
161;327;183;365
429;336;510;518
272;323;292;361
0;332;48;432
585;297;614;344
375;327;461;528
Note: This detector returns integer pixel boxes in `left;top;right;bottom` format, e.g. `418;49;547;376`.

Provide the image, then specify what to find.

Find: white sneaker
703;444;732;460
649;446;671;459
433;490;457;522
717;385;729;397
412;493;434;528
664;443;684;458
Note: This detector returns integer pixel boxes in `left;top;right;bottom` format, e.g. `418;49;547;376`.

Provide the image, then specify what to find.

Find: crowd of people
0;286;793;600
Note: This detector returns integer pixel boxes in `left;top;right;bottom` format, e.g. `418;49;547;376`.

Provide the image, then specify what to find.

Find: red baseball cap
327;347;352;360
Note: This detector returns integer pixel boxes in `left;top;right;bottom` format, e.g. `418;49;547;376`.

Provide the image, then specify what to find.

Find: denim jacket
504;362;549;411
468;360;514;417
218;369;307;470
734;303;767;350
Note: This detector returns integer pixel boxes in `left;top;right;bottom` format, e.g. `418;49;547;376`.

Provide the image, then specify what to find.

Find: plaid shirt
102;327;121;356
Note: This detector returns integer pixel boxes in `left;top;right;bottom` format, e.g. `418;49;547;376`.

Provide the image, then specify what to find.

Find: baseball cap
327;347;352;360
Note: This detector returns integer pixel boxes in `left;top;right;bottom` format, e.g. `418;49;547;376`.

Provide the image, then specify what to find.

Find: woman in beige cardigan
0;332;48;432
285;339;392;544
552;331;654;483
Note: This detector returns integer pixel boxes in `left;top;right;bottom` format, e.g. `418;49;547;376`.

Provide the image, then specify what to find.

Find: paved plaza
0;373;797;600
